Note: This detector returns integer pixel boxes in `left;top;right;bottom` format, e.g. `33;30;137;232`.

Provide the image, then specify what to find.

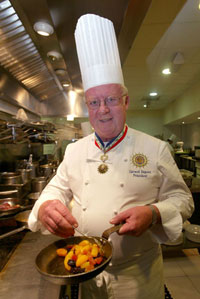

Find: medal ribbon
95;125;128;153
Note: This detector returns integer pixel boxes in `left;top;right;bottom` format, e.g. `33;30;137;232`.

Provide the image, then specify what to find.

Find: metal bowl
185;224;200;243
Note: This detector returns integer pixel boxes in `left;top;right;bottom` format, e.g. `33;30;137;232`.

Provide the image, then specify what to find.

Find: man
166;134;176;157
28;14;194;299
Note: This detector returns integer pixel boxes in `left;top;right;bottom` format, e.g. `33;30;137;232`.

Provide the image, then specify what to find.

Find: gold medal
98;163;108;174
98;153;109;173
100;154;108;162
95;125;128;174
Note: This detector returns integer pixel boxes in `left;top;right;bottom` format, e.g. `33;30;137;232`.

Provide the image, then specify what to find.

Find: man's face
85;84;129;141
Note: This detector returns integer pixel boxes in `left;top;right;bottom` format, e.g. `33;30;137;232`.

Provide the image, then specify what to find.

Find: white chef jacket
28;126;194;299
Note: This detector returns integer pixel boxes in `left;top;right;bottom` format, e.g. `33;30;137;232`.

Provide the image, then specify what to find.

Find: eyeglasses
86;94;127;110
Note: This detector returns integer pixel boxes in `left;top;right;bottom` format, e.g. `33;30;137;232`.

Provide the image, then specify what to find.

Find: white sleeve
150;143;194;243
28;147;73;233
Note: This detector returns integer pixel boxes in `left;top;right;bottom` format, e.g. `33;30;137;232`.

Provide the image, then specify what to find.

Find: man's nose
98;100;110;111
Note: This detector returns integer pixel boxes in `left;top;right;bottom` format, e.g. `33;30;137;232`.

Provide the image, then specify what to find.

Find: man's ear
125;95;130;109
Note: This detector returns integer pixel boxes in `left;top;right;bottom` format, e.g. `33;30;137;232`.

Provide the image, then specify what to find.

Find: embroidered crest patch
131;153;148;168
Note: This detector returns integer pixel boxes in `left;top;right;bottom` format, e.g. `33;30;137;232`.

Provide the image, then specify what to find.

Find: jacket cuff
149;202;183;243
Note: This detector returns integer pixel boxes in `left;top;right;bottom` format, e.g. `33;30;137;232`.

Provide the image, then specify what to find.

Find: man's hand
110;205;160;237
38;200;78;238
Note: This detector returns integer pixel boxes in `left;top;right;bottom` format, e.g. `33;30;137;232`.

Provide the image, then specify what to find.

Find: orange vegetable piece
88;256;96;265
64;250;74;271
91;244;99;257
81;261;94;272
56;248;68;257
95;256;103;265
76;254;88;267
74;245;81;255
79;240;90;246
81;244;92;254
72;254;77;261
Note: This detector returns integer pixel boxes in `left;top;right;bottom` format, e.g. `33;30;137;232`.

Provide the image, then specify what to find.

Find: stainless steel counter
0;231;62;299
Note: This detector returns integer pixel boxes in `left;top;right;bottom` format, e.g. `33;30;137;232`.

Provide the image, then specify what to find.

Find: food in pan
0;202;20;211
56;239;105;273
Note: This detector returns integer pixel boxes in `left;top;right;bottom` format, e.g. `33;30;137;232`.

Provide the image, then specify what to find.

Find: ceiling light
55;69;67;76
62;82;70;87
149;92;157;97
33;22;54;36
162;68;171;75
198;117;200;120
182;121;185;124
143;103;150;108
47;51;62;61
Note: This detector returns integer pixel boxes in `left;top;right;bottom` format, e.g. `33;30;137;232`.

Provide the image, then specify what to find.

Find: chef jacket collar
95;131;122;150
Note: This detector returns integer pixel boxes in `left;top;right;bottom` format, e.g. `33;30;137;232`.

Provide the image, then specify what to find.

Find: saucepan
35;224;123;285
0;210;31;240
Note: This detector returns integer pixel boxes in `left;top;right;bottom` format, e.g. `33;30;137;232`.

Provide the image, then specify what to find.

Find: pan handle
102;223;124;240
20;205;33;211
0;225;27;240
0;190;18;196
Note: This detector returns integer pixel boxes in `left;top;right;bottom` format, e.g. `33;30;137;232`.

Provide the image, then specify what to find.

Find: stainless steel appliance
194;146;200;160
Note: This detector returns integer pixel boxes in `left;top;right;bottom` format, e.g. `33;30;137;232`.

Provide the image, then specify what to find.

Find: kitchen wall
163;79;200;125
126;110;200;150
182;122;200;149
126;109;165;140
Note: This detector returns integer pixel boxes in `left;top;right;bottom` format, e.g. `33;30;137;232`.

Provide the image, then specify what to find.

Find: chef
166;134;176;157
28;14;194;299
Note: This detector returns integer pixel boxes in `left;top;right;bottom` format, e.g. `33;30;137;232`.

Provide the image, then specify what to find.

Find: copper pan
35;224;123;285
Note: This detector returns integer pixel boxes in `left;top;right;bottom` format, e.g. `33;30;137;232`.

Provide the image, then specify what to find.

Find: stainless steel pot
31;177;47;193
39;164;54;178
27;161;39;178
17;168;32;183
0;172;23;185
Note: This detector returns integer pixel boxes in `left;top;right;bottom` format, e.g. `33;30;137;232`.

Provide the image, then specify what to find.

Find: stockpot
0;172;23;185
31;176;47;193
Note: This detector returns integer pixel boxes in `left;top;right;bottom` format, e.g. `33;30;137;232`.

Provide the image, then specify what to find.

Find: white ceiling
1;0;200;124
123;0;200;114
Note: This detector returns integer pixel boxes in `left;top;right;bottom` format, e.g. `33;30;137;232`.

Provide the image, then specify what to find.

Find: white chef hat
168;134;176;141
74;14;124;92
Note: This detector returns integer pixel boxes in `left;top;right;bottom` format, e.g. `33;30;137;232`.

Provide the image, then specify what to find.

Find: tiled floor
163;248;200;299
